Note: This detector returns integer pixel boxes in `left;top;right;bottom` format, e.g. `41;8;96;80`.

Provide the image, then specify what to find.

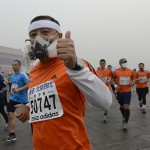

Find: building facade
0;46;32;74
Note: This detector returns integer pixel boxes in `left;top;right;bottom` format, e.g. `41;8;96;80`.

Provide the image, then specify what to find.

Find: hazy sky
0;0;150;70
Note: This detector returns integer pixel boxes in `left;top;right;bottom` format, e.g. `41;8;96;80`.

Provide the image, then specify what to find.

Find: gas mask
122;63;127;68
25;33;58;60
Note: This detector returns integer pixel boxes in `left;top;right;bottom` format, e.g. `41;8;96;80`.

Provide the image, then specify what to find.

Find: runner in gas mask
112;58;134;130
15;15;112;150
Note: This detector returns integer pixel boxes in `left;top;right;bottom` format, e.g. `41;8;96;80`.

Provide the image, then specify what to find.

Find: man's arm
67;67;112;111
18;83;29;91
13;73;29;94
57;31;112;110
16;73;29;92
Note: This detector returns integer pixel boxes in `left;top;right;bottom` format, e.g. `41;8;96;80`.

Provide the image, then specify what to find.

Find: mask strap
47;32;59;46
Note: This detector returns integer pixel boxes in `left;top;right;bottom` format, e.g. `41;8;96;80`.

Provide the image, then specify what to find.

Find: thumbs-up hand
57;31;77;69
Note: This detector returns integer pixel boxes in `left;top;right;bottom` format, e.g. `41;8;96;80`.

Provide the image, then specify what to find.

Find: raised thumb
65;31;71;39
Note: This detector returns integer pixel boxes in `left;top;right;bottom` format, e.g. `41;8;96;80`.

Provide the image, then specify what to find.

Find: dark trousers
3;90;8;108
0;96;8;124
136;87;148;105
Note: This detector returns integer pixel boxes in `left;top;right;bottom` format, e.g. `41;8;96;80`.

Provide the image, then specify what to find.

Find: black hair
139;63;144;66
119;58;127;65
13;60;21;65
30;15;60;26
100;59;106;63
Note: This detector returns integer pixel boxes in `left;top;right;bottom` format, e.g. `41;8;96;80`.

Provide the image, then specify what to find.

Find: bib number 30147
28;80;64;123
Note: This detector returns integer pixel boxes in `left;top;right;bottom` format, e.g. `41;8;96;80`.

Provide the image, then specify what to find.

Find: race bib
11;84;18;93
29;80;63;123
139;76;147;83
119;77;130;85
101;76;107;83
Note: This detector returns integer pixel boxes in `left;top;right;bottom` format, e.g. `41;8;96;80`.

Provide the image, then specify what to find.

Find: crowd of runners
96;59;150;130
0;15;149;150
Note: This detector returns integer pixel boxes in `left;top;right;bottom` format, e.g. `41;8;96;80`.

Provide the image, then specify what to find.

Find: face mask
26;34;58;60
140;68;144;71
122;63;127;68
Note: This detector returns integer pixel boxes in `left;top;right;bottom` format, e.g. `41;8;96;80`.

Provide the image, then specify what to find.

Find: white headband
28;20;61;33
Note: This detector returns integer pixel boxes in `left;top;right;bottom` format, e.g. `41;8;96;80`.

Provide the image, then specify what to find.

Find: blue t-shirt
9;72;29;103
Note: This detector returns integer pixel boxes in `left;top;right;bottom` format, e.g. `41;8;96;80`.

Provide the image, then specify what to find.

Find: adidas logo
51;75;57;79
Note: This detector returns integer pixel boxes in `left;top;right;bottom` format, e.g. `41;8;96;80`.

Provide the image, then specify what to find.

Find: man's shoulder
136;70;141;73
106;68;111;73
114;68;121;73
19;71;26;75
144;70;149;73
19;72;28;77
29;61;40;72
135;71;139;75
126;68;133;72
17;72;29;81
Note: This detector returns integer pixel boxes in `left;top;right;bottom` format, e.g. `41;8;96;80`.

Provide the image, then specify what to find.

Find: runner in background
7;72;13;92
97;66;100;70
0;72;8;109
135;63;149;113
96;59;112;122
107;65;116;95
0;74;9;130
5;60;29;142
112;58;134;130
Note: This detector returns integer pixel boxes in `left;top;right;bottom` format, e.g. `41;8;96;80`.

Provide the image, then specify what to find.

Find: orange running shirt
113;68;134;92
96;69;112;89
135;70;150;88
29;58;91;150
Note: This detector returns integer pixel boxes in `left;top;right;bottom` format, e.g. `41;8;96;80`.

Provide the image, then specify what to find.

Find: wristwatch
71;57;85;71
